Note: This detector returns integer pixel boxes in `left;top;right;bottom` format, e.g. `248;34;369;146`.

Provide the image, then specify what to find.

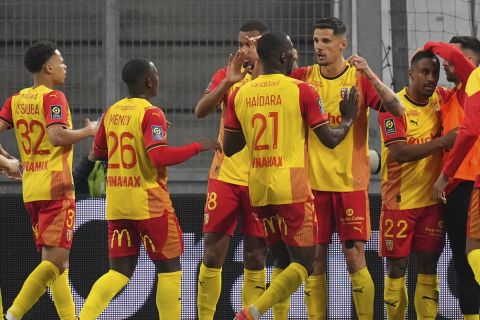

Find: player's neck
32;74;55;90
319;57;345;77
406;86;430;105
128;92;150;100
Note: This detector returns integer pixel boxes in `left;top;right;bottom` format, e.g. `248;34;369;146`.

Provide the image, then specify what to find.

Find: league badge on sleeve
50;105;62;119
384;118;396;135
317;97;326;114
152;125;164;141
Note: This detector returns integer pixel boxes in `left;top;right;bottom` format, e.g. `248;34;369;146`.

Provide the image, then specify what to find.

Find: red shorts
108;211;183;260
203;179;264;238
254;200;317;247
313;190;370;244
24;198;76;252
467;188;480;239
379;204;445;258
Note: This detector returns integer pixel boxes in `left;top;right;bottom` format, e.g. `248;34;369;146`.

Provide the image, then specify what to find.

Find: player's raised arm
348;54;405;116
222;87;246;157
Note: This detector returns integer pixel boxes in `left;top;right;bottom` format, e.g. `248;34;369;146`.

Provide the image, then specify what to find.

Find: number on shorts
206;192;217;211
384;218;408;238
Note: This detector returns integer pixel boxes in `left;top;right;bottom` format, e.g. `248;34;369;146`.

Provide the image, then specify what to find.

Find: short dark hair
121;58;152;87
239;20;269;34
256;31;292;63
24;41;57;73
411;50;439;67
450;35;480;63
314;17;346;35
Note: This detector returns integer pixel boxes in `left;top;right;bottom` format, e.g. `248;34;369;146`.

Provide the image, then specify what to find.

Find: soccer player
223;31;359;320
378;50;457;319
424;37;480;320
0;41;97;320
432;48;480;309
290;17;405;319
194;20;269;319
78;58;219;320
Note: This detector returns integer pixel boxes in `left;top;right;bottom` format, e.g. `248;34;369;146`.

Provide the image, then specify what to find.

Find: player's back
6;85;74;201
103;97;173;220
231;74;312;206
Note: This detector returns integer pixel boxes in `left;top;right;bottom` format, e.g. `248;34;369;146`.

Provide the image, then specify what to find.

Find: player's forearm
314;121;352;149
364;72;405;116
443;132;478;177
48;126;94;147
389;139;445;163
195;79;232;118
148;143;202;167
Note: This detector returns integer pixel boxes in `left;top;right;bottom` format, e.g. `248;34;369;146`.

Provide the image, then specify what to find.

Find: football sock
242;269;266;308
197;263;222;320
384;275;408;320
468;249;480;285
414;274;439;320
350;267;374;319
156;271;182;319
305;274;327;319
50;269;76;320
271;268;290;319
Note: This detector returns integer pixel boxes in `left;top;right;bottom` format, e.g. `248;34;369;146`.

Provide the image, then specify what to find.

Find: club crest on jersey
384;118;396;135
50;105;62;119
152;125;164;141
386;239;394;251
317;98;326;114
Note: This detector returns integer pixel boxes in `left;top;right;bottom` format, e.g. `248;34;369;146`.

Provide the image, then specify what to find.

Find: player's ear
43;62;53;75
146;76;152;89
339;37;347;51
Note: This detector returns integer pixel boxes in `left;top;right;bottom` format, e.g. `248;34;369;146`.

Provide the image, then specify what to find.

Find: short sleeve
224;87;241;131
0;96;14;128
205;67;227;94
359;74;381;110
43;90;69;128
298;83;329;129
142;107;168;152
93;114;107;157
378;111;407;146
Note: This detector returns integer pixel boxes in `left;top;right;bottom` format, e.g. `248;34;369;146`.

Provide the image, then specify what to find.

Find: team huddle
0;16;480;320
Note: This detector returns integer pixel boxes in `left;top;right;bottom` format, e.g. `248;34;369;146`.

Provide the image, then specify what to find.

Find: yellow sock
1;288;3;316
197;263;222;320
156;271;182;319
271;268;290;320
8;260;59;319
242;269;266;307
384;275;408;320
254;262;307;315
79;270;129;320
468;249;480;285
463;314;480;320
350;267;374;320
414;274;439;320
305;274;327;320
50;269;75;320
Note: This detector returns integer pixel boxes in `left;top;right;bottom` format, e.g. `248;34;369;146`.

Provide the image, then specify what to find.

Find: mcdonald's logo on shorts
111;229;131;248
141;234;156;253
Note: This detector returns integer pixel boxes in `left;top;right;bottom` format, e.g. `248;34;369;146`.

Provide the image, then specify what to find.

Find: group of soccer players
1;15;480;320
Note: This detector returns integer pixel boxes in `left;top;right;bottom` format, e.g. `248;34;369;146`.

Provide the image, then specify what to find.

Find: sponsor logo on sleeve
50;105;62;119
317;97;326;114
384;118;396;135
152;125;164;141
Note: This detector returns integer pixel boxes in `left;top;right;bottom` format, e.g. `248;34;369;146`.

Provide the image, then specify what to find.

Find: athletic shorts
108;210;183;260
313;190;370;244
24;197;76;251
203;178;264;238
379;204;445;258
254;200;317;247
467;188;480;240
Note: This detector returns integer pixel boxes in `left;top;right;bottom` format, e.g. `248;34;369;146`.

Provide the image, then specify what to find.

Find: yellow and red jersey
444;67;480;187
205;67;251;186
224;73;329;207
378;88;444;210
0;85;74;202
290;63;381;192
94;97;173;220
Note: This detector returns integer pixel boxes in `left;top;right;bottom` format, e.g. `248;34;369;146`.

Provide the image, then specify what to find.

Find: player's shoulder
290;65;314;80
212;66;228;78
144;105;166;119
43;89;67;101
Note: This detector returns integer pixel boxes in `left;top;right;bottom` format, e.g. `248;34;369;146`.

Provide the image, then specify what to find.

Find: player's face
292;48;299;70
148;62;159;97
238;30;261;68
443;43;460;83
48;50;67;85
313;28;346;66
410;58;440;97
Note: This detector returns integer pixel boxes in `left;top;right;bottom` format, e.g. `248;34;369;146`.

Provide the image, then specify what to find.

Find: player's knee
387;262;407;278
243;249;266;270
202;250;224;268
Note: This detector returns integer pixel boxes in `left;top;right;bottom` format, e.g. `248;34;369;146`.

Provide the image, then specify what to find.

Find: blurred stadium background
0;0;479;319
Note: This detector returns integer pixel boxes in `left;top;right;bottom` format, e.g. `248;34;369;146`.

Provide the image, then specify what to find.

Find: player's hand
1;158;22;181
198;138;222;152
226;49;250;86
84;118;99;136
433;172;449;203
339;86;359;124
347;55;373;78
166;120;172;128
441;128;458;150
250;58;261;80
